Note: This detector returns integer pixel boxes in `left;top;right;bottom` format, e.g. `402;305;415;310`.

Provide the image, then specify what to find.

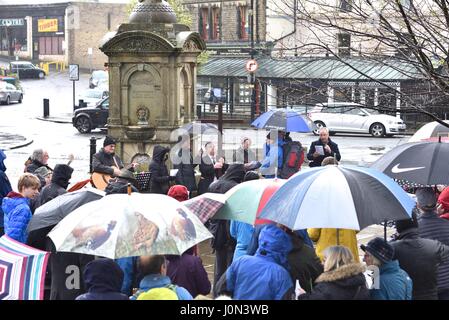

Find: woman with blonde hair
298;245;370;300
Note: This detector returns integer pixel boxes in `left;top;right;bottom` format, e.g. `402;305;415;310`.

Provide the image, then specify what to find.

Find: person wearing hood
362;237;412;300
208;164;246;293
2;173;40;243
173;138;197;194
26;148;52;173
215;225;293;300
149;145;175;194
76;259;129;300
34;166;52;191
391;212;449;300
92;136;126;178
35;164;73;208
298;245;370;300
0;149;12;236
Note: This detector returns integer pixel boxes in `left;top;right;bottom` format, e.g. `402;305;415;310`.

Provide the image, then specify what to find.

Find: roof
198;56;425;82
0;0;127;4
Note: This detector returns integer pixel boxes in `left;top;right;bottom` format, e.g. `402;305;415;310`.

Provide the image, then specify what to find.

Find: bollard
196;104;202;119
89;137;97;174
78;99;85;110
43;99;49;118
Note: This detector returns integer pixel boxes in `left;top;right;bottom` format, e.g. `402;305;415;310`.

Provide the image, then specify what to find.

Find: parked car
75;88;109;109
286;104;314;115
89;70;108;89
309;102;406;137
9;61;46;79
72;97;109;133
0;81;23;105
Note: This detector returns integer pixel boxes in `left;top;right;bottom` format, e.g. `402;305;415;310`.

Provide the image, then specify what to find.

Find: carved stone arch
101;31;175;54
121;63;161;87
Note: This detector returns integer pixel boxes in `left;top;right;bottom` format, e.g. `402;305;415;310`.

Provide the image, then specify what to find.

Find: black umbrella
27;188;105;233
370;140;449;185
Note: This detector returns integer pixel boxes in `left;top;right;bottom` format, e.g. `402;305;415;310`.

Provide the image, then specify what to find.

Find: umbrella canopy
48;193;212;259
258;166;415;231
212;179;287;225
183;193;226;224
27;187;105;233
251;109;312;132
370;141;449;185
0;235;50;300
177;122;218;134
408;121;449;142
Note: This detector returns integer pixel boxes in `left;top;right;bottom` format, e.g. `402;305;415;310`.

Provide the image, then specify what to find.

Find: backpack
279;141;304;179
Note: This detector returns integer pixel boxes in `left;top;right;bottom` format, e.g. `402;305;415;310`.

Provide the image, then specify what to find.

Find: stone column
108;62;121;125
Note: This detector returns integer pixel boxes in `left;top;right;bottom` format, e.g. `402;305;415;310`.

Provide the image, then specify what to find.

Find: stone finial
129;0;177;24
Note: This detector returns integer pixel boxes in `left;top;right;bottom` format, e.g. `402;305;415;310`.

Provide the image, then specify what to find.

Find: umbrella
370;140;449;185
258;166;415;234
27;187;105;233
0;235;50;300
183;193;226;223
177;122;218;134
251;109;312;132
212;179;287;225
48;193;212;259
408;121;449;142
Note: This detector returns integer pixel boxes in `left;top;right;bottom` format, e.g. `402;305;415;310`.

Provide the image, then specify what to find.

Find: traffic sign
69;64;79;81
245;59;258;73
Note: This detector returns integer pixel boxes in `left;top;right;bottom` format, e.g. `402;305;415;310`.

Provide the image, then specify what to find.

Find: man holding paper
307;127;341;167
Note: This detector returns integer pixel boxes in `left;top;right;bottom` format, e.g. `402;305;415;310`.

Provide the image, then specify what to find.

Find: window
237;6;249;40
339;0;352;12
39;36;63;55
337;33;351;57
199;8;209;40
210;7;220;40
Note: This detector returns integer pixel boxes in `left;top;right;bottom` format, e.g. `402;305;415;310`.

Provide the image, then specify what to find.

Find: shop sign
0;19;25;27
38;19;58;32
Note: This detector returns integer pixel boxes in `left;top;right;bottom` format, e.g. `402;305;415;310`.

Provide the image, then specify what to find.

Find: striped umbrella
213;179;287;225
0;235;50;300
258;166;415;233
408;121;449;142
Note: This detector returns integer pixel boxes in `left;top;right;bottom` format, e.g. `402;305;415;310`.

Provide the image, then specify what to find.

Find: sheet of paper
315;145;325;155
170;169;179;177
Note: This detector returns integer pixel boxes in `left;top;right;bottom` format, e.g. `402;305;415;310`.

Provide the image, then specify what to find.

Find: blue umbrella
251;109;312;132
258;165;415;235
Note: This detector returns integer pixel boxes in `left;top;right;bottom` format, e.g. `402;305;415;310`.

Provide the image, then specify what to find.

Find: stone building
0;0;128;70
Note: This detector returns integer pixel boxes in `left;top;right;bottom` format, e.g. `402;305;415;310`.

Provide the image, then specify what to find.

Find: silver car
0;82;23;105
309;102;406;137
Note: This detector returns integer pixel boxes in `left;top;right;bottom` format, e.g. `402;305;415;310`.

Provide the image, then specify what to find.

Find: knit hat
103;136;116;147
416;187;437;210
34;166;51;177
360;237;394;264
395;211;419;233
168;185;189;202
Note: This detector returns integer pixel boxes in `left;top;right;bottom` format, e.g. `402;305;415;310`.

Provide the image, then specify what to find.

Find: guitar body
91;172;113;191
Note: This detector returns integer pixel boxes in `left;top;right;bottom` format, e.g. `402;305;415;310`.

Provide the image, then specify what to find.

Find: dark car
72;97;109;133
9;61;46;79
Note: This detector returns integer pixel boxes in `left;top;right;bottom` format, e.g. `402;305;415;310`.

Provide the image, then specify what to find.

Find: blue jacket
230;221;255;260
132;274;193;300
260;139;284;177
226;225;293;300
116;256;138;296
2;192;31;243
0;150;12;229
371;260;413;300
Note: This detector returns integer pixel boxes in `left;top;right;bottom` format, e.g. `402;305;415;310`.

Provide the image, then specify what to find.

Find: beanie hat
168;185;189;202
395;211;419;234
103;136;116;147
360;237;394;264
416;187;437;210
137;287;178;300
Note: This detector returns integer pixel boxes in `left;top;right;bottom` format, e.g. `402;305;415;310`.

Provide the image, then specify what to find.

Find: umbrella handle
127;183;132;195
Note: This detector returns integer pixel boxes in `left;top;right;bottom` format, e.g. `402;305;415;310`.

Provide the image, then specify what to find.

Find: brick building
0;0;127;70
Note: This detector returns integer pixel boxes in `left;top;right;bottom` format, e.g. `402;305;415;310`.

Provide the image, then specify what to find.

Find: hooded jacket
149;145;171;194
260;139;284;177
2;191;32;243
390;228;449;300
174;148;197;192
92;148;124;176
76;258;129;300
299;263;370;300
224;225;293;300
0;150;12;230
370;260;413;300
208;164;246;250
132;274;193;300
36;164;73;208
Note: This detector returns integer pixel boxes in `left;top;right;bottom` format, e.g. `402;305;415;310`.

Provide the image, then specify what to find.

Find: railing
38;61;66;75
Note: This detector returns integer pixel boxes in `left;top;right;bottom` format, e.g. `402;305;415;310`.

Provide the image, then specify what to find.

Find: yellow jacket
308;228;360;263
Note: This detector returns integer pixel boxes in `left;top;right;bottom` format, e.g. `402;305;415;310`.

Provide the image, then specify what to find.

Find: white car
75;88;109;108
309;102;406;137
0;82;23;105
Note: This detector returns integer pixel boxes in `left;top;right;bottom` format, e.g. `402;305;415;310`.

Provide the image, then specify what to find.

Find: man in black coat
307;127;341;167
208;164;245;293
35;164;73;208
26;148;52;173
198;142;227;195
92;136;124;178
149;145;175;194
173;138;197;194
391;212;449;300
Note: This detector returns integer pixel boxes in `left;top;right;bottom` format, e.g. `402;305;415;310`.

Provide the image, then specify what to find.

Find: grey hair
319;127;329;134
31;149;45;162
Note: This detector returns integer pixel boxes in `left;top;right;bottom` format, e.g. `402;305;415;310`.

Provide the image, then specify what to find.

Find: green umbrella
212;179;286;225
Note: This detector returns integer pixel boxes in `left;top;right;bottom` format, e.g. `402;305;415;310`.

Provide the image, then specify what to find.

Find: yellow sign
38;19;58;33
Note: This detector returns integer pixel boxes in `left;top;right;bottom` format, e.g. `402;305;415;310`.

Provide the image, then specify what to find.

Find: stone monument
99;0;205;167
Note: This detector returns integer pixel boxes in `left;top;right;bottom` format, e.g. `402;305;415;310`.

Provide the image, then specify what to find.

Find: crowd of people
1;130;449;301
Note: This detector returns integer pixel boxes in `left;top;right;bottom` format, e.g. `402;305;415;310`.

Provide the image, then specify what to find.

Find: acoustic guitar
91;161;139;191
